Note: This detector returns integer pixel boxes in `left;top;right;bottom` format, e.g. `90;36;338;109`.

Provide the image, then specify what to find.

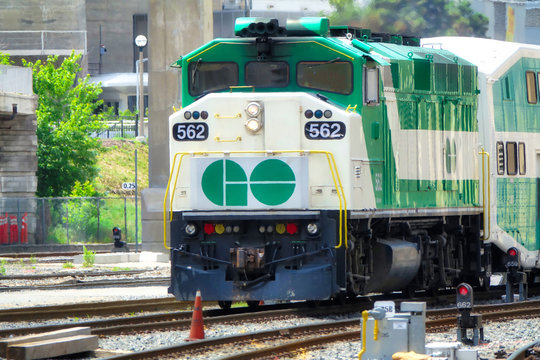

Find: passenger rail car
165;17;540;304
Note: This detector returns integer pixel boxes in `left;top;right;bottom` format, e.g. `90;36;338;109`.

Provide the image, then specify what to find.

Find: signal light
286;223;298;234
314;110;323;119
193;111;200;120
215;224;225;235
184;111;192;120
201;111;208;120
276;223;286;234
456;282;473;310
112;227;125;248
506;247;519;268
204;223;215;235
305;110;314;119
323;110;332;118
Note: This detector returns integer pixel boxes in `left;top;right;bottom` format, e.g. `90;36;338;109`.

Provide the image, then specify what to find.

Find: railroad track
0;297;197;323
97;299;540;360
0;276;169;291
0;302;366;338
0;269;150;280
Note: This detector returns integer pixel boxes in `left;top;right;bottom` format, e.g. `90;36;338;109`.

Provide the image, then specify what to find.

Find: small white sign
374;300;396;318
393;321;408;330
122;182;136;190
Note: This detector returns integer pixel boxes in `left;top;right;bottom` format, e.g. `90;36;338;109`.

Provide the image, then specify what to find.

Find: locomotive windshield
297;61;353;95
189;61;238;96
245;61;289;88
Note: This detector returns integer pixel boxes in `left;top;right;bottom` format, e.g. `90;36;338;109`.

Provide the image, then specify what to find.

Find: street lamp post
134;34;147;139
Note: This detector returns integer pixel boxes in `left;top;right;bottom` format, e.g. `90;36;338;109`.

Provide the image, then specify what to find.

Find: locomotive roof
176;34;475;69
421;36;540;76
173;17;474;69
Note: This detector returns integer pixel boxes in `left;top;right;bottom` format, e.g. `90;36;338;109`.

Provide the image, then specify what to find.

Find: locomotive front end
167;91;362;302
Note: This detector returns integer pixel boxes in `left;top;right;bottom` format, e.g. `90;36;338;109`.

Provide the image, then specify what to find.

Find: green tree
327;0;488;37
0;52;13;65
24;53;106;197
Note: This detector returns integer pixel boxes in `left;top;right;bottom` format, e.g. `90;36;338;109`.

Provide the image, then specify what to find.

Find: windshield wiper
308;57;341;68
191;58;202;84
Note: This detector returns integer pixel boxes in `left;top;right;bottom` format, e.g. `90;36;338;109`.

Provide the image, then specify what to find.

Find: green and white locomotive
165;17;540;305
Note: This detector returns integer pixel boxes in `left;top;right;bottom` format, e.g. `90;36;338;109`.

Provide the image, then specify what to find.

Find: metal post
41;198;46;244
138;50;145;138
135;149;139;252
99;24;102;74
66;200;69;244
124;197;127;245
96;197;100;242
17;199;20;243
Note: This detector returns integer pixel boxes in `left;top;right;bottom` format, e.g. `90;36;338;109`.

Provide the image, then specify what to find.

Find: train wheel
247;300;261;308
332;292;347;305
218;301;232;310
403;286;416;299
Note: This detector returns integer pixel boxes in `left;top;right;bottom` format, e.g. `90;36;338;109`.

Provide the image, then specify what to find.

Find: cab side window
525;71;538;104
364;66;380;105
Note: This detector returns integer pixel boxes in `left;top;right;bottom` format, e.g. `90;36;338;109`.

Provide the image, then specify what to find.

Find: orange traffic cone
185;290;205;341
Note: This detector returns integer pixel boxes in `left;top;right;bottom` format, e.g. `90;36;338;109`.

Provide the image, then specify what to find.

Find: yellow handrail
163;150;347;250
478;148;490;241
214;113;242;119
358;310;369;360
214;136;242;142
229;85;255;92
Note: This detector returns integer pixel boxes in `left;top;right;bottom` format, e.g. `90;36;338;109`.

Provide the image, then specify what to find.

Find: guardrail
0;30;87;56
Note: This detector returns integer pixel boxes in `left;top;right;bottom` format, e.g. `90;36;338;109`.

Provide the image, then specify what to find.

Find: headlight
245;118;262;132
306;223;319;235
246;102;262;117
185;223;197;235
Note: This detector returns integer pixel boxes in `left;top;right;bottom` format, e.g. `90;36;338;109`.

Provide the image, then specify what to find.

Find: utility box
426;342;478;360
362;302;426;360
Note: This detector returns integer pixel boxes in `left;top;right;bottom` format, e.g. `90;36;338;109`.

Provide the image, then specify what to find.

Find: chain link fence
0;197;141;246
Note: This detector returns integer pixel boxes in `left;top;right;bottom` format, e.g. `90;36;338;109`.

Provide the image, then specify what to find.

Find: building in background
0;0;149;115
470;0;540;45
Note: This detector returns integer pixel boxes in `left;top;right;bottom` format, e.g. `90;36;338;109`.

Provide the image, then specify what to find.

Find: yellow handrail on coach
478;148;490;241
163;150;347;250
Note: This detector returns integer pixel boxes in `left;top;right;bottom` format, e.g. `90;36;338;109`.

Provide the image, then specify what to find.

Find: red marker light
458;286;469;296
508;248;517;257
286;223;298;234
204;223;215;235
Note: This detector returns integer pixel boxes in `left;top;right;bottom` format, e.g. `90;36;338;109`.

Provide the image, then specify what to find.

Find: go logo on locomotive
192;157;308;209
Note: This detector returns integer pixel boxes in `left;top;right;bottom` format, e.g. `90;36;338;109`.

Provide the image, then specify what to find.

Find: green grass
94;139;148;196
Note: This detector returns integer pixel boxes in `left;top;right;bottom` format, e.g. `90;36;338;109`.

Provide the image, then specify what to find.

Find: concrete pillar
142;0;213;253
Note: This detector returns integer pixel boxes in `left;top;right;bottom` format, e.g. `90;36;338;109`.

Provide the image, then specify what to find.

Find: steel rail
0;277;169;292
0;297;197;322
0;269;149;280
